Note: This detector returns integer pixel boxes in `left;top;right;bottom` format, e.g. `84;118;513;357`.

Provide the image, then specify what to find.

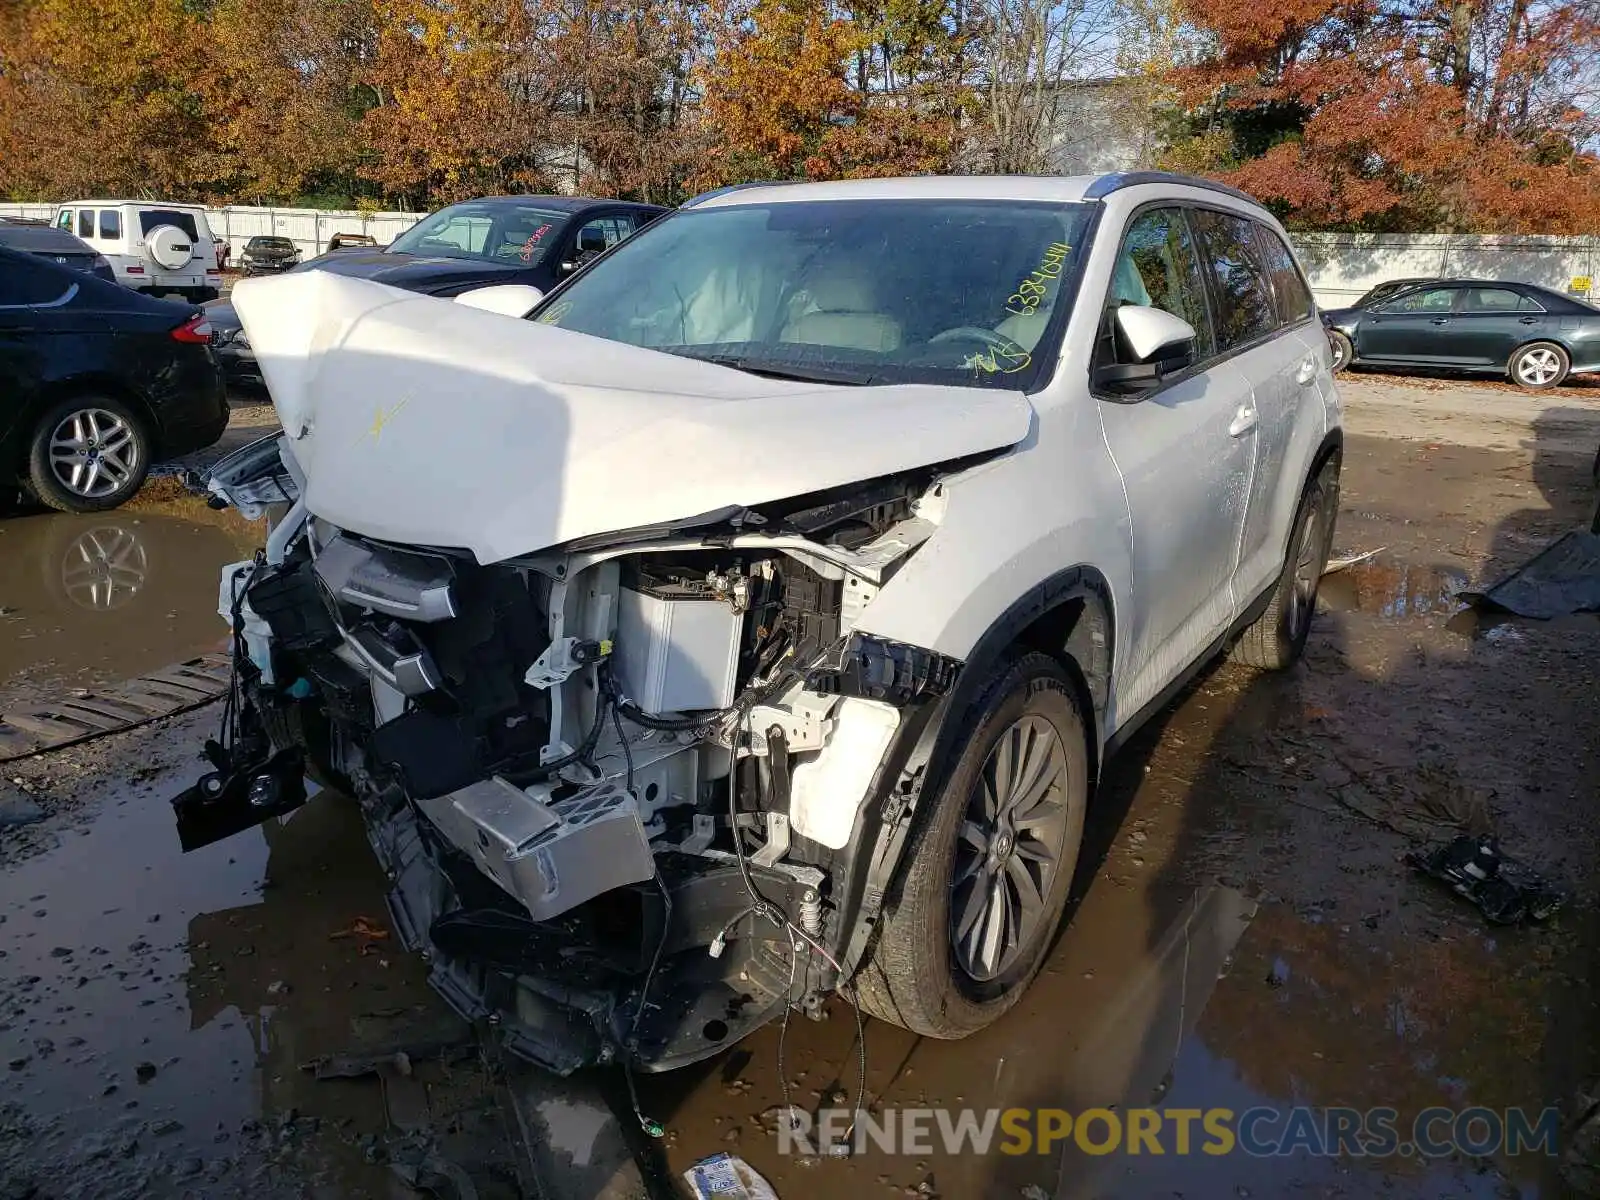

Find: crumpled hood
231;272;1034;564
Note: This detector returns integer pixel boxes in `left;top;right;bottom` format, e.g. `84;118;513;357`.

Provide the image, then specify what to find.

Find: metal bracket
744;692;839;755
750;812;791;867
524;637;587;690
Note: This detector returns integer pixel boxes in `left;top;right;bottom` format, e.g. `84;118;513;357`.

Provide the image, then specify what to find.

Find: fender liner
826;566;1115;978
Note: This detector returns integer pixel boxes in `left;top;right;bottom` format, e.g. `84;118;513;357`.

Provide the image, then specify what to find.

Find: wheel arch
31;374;160;442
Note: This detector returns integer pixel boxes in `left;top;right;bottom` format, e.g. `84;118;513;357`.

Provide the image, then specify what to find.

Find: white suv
54;201;222;302
181;172;1341;1074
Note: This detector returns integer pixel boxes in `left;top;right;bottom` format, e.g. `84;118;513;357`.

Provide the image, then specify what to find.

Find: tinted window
0;254;72;306
99;209;121;239
77;209;94;239
1384;287;1456;313
536;199;1093;392
1253;225;1313;323
1100;206;1215;364
138;209;200;240
1462;287;1541;313
1191;209;1277;349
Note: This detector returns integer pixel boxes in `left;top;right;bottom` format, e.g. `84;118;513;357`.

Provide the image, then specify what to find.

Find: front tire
856;651;1089;1038
1231;456;1339;669
1509;341;1569;390
25;396;151;513
1327;330;1353;374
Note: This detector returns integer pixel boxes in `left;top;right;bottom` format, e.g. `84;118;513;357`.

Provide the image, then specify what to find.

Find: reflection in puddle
0;511;253;699
1320;559;1469;620
0;775;465;1197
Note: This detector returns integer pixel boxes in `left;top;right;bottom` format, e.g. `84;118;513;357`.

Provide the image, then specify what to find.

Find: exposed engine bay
175;433;965;1074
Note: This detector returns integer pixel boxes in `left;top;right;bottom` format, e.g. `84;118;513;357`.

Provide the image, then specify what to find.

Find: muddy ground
1;376;1598;1199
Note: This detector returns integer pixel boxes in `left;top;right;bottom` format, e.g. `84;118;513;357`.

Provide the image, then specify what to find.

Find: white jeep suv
54;200;222;302
179;172;1341;1074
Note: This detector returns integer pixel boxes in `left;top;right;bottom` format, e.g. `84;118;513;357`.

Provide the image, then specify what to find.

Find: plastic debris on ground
1405;834;1565;924
1461;530;1600;619
1323;547;1386;575
684;1152;780;1200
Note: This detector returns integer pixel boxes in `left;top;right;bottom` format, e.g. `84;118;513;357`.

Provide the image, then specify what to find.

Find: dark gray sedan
1322;278;1600;389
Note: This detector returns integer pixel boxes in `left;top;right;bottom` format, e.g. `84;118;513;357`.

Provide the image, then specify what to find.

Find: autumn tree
0;0;224;199
1172;0;1600;231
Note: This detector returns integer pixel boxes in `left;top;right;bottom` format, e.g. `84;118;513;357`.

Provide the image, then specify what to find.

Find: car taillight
172;314;212;343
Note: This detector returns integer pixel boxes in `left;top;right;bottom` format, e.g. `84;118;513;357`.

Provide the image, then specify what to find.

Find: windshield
387;201;572;265
248;237;293;251
532;199;1092;391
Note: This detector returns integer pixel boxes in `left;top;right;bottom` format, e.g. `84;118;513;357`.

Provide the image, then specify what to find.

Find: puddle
1320;559;1469;620
0;761;482;1198
0;511;254;703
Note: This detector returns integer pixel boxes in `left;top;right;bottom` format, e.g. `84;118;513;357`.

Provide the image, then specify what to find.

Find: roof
0;224;92;252
432;195;667;213
683;171;1266;211
59;199;209;209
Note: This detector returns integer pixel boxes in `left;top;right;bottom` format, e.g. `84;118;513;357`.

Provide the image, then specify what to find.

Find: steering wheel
929;325;1019;351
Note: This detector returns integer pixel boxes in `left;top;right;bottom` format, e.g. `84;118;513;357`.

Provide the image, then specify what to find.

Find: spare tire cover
146;224;194;271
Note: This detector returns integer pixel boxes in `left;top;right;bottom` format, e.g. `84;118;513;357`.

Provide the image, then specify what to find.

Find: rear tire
1508;341;1569;390
25;396;151;513
856;651;1089;1038
1327;330;1353;374
1231;456;1340;670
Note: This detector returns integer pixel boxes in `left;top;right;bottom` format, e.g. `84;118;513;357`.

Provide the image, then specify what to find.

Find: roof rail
1083;171;1259;206
678;180;794;209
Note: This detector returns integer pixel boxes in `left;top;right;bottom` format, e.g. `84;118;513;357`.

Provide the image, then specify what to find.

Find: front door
1447;285;1547;366
1094;205;1254;722
1357;285;1461;363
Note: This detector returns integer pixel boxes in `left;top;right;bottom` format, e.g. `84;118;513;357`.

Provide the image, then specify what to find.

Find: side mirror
1094;305;1197;392
453;284;544;318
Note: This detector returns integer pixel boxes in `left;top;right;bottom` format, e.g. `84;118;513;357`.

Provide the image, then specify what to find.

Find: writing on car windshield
387;203;572;265
532;198;1091;391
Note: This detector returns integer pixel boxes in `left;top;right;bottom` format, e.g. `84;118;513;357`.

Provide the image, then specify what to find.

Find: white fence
1295;232;1599;307
3;200;1597;305
0;201;425;258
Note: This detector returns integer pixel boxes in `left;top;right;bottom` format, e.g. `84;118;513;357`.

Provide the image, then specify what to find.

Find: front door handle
1430;317;1449;325
1229;405;1257;437
1295;356;1317;384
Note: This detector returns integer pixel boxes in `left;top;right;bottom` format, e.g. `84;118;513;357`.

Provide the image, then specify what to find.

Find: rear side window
100;209;122;240
77;210;94;239
1100;206;1216;364
138;209;200;241
0;256;72;306
1462;287;1542;313
1191;209;1278;349
1253;225;1314;323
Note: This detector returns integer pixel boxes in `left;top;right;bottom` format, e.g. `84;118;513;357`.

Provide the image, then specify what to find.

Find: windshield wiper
670;350;877;386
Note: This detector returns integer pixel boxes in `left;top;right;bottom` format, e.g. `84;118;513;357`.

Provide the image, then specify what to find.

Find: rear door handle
1295;356;1317;384
1430;317;1449;325
1519;316;1540;325
1229;405;1257;437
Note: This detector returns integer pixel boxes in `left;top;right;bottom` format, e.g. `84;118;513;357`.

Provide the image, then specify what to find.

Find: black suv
207;196;666;398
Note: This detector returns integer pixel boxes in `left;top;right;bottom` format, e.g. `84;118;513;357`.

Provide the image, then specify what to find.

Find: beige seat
780;271;902;353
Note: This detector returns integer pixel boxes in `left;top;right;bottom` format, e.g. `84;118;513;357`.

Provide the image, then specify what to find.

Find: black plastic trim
1084;170;1260;206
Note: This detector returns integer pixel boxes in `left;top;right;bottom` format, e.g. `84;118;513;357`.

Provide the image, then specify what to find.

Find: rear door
0;255;78;447
1356;285;1461;363
1095;204;1253;719
1449;285;1547;366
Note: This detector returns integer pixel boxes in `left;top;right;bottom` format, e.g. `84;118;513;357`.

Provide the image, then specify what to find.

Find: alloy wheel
60;526;148;610
1515;347;1562;387
1286;501;1324;641
48;408;140;500
951;715;1071;982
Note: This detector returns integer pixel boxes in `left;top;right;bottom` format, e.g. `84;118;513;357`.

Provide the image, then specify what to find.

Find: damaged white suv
177;172;1341;1074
